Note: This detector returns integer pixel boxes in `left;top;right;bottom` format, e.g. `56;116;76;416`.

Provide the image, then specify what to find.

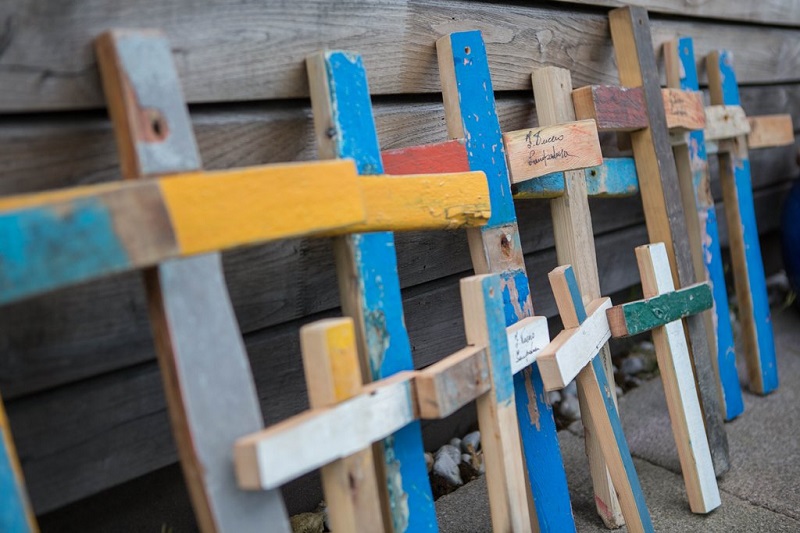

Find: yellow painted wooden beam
0;159;489;304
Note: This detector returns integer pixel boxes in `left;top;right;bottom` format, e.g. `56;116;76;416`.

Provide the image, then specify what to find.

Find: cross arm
538;296;613;391
0;162;490;305
606;282;713;338
572;85;705;132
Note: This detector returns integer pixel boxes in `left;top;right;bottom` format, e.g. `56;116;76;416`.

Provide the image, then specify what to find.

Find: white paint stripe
239;374;416;490
538;298;613;391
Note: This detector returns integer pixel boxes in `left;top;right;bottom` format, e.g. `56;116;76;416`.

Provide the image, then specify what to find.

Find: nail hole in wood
464;46;471;55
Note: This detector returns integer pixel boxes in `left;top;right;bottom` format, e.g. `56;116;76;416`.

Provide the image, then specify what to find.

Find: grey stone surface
436;308;800;531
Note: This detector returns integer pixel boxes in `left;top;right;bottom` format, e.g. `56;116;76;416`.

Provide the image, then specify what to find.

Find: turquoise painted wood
513;158;639;199
0;198;132;305
561;266;654;532
0;406;35;533
713;50;778;394
441;31;575;532
677;37;743;419
316;51;436;532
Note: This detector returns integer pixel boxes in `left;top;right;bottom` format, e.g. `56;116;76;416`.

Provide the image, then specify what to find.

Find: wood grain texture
634;244;721;514
5;1;800;112
707;50;779;395
306;49;436;532
382;139;470;175
460;274;531;533
538;297;612;391
547;265;653;533
607;282;713;338
503;120;603;184
530;66;622;528
545;0;800;26
661;88;705;132
664;37;743;421
415;347;489;419
234;373;417;491
96;29;291;533
437;30;570;532
747;115;795;149
512;158;639;199
300;318;383;533
704;106;750;142
609;5;730;477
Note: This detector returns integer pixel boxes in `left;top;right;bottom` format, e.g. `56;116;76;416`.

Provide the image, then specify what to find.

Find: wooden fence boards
3;1;800;111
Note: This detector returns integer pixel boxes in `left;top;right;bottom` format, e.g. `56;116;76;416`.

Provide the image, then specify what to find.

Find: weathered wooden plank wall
0;0;797;520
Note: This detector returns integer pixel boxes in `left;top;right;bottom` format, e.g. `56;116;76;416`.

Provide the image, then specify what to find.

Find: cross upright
704;48;794;395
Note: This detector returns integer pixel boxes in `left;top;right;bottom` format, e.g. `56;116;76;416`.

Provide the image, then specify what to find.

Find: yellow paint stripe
345;171;491;233
160;160;366;255
324;319;362;402
0;181;143;211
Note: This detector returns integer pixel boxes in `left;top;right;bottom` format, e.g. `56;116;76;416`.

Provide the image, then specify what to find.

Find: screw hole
590;169;597;176
464;46;471;55
151;117;163;137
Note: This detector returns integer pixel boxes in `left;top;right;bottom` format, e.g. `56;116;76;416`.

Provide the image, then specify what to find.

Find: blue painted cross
306;51;438;532
664;37;744;420
705;49;784;396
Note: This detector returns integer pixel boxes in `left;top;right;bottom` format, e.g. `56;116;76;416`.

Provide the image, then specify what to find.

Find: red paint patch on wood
381;139;470;175
573;85;648;132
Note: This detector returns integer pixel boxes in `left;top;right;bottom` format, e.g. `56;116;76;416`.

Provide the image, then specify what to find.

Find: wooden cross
704;48;792;395
306;49;443;532
569;6;730;477
607;243;721;513
235;272;541;532
663;36;744;422
540;265;654;533
393;31;576;531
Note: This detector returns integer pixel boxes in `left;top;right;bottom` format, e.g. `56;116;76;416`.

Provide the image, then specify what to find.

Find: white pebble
436;444;461;465
461;431;481;453
433;452;463;486
558;394;581;421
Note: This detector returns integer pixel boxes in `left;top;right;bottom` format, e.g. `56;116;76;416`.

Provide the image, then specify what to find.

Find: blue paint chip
448;31;516;227
0;199;131;305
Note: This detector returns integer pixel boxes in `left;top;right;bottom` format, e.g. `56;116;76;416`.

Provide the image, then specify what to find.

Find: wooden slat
95;29;291;533
5;1;800;112
529;66;623;528
538;297;612;391
545;0;800;27
437;30;570;532
382;139;470;174
608;5;730;476
664;37;743;421
747;115;795;149
704;106;750;142
460;274;532;532
571;86;704;133
503;120;603;184
706;50;779;395
306;49;437;532
0;395;37;532
607;282;713;338
633;243;721;514
234;373;417;491
547;265;654;533
415;346;490;419
299;318;383;533
512;158;639;199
